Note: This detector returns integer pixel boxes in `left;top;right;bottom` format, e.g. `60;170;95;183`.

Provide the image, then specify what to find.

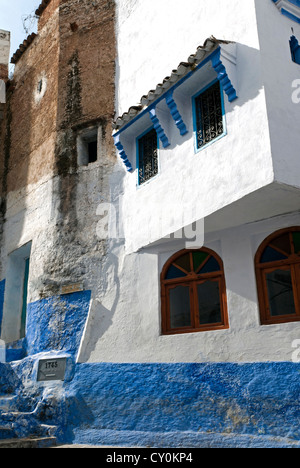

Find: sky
0;0;40;68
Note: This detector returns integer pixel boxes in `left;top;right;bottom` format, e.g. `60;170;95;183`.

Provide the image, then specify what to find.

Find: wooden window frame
161;248;229;335
255;227;300;325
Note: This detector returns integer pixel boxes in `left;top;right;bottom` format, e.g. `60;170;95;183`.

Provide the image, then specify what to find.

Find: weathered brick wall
0;0;117;302
57;0;115;137
6;16;59;193
1;0;115;196
37;0;60;31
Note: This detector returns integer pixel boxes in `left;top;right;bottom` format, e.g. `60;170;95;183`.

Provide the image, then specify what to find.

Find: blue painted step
0;436;57;448
0;395;18;412
0;426;16;440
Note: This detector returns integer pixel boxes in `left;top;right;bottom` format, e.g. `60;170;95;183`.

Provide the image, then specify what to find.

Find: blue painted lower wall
2;290;91;361
63;362;300;447
25;290;91;356
7;360;297;447
1;288;300;447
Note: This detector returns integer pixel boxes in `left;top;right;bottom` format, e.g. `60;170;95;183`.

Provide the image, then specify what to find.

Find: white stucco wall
114;0;275;253
115;0;259;116
76;0;300;364
2;1;300;365
80;211;300;363
255;0;300;188
0;174;56;342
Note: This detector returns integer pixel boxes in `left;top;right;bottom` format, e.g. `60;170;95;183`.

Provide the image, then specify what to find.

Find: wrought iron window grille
195;81;224;150
138;128;158;185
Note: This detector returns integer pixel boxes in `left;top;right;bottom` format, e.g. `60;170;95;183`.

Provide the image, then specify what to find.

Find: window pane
166;264;188;280
192;251;209;272
197;281;221;325
260;246;288;264
169;285;191;328
270;233;291;256
266;269;296;317
198;256;220;274
174;253;191;273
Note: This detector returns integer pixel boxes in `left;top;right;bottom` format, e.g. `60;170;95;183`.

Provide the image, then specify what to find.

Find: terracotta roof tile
10;33;37;65
35;0;52;17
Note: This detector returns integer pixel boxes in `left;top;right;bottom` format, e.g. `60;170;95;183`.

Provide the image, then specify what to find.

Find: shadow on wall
0;65;37;344
24;289;92;357
76;246;122;362
76;43;265;359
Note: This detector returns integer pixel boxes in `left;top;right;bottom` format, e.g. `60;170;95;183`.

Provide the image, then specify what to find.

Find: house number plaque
37;358;67;382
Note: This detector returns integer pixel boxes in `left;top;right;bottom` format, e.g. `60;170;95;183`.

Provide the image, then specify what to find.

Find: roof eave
112;36;232;133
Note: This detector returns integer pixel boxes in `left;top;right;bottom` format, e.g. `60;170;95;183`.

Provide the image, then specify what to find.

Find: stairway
0;362;58;448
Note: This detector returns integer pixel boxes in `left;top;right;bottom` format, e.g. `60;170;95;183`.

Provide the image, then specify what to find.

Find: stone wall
0;0;117;342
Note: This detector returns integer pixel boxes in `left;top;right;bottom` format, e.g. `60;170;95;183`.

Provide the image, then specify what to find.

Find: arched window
161;248;229;335
255;227;300;325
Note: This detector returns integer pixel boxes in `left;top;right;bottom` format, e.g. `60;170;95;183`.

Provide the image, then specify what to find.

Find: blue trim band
113;48;221;138
114;47;237;170
281;7;300;22
272;0;300;7
272;0;300;23
114;47;237;139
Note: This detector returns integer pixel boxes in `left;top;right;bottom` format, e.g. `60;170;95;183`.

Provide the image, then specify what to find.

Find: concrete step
1;410;42;439
0;436;57;448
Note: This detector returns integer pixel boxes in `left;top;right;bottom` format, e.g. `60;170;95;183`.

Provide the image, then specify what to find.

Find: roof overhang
35;0;52;17
10;33;37;65
113;37;237;134
113;37;238;172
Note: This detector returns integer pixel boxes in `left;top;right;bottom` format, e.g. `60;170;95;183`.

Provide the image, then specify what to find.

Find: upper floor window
161;248;229;335
193;80;225;151
255;227;300;325
290;35;300;65
137;127;158;185
77;127;98;166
